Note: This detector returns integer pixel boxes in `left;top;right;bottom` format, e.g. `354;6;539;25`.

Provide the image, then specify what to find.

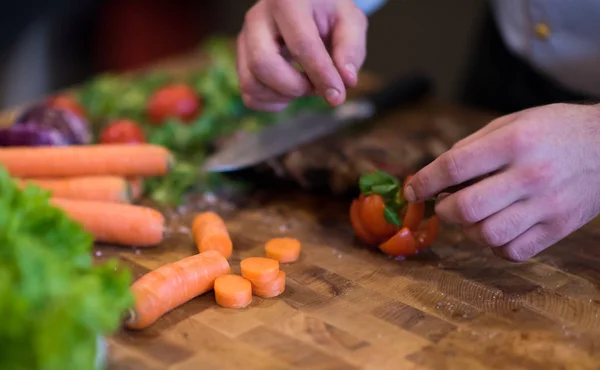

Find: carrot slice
214;274;252;309
126;250;231;330
252;270;286;298
18;176;131;203
50;197;165;247
192;212;233;259
0;144;172;177
265;237;301;263
240;257;279;284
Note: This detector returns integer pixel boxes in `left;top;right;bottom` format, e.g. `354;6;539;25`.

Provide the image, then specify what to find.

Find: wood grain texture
87;99;600;369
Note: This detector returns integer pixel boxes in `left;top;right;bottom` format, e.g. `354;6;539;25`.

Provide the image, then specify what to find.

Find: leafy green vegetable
383;206;402;227
0;167;132;370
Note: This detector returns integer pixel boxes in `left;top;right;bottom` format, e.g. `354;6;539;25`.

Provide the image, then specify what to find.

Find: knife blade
203;74;433;173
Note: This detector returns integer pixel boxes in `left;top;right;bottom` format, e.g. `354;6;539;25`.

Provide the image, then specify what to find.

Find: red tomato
349;199;381;245
379;227;418;257
47;95;86;118
359;194;399;240
146;83;202;125
100;119;146;144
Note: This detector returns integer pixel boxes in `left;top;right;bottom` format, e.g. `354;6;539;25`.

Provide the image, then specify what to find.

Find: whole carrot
0;144;172;177
126;250;231;330
192;212;232;259
19;176;131;203
50;197;165;247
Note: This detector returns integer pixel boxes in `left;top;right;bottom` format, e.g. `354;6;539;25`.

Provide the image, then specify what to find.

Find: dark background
0;0;485;109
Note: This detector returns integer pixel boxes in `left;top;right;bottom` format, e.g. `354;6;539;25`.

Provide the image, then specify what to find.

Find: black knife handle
364;73;433;114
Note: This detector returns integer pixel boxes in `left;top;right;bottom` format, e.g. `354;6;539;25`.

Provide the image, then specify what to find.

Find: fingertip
325;88;345;107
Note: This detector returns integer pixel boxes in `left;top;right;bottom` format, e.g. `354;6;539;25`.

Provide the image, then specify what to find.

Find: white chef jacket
355;0;600;98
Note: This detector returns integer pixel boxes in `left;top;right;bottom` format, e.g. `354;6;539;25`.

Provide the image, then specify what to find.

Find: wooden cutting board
93;99;600;370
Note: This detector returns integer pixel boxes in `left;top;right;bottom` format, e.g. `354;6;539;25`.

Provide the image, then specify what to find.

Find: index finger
404;126;514;202
272;1;346;106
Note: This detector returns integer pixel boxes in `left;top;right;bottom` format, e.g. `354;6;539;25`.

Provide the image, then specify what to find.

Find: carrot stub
264;237;301;263
50;197;165;247
126;250;231;330
252;270;286;298
192;212;232;259
240;257;279;285
0;144;172;177
214;274;252;309
19;176;131;203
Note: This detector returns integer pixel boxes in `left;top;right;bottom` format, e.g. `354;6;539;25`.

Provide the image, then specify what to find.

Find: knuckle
498;245;528;262
519;163;553;190
480;222;506;247
508;126;535;155
287;37;314;62
440;151;462;183
455;193;479;223
248;51;271;79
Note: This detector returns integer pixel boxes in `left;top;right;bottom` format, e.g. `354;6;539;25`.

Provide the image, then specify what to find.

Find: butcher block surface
88;98;600;370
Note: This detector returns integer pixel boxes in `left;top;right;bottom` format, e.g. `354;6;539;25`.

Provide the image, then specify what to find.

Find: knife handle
364;74;433;114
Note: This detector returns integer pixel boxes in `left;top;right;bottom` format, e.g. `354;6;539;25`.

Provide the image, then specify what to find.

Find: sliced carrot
192;212;232;259
214;274;252;309
128;177;144;201
50;197;165;247
264;237;301;263
240;257;279;285
126;250;231;330
0;144;172;177
18;176;131;203
252;270;286;298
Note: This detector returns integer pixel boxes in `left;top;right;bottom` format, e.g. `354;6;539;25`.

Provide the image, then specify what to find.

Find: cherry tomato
146;83;202;125
350;199;381;245
359;194;399;240
414;216;440;250
47;95;86;118
379;227;418;257
100;119;146;144
403;202;425;231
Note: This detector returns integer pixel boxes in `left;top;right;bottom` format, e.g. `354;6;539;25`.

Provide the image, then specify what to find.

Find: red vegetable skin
100;119;146;144
47;95;86;119
378;227;418;257
415;215;440;250
359;194;399;239
349;198;381;245
146;83;202;125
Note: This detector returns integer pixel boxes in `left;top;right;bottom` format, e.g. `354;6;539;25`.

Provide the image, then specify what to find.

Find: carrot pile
1;144;172;247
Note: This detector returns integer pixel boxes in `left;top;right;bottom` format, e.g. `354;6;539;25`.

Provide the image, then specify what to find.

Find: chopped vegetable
13;104;91;145
192;212;232;259
350;170;440;257
18;176;131;203
127;177;144;201
0;144;172;178
0;124;69;147
214;274;252;309
99;119;146;144
251;270;286;298
240;257;279;285
0;166;132;370
126;250;231;330
264;237;301;263
50;198;165;247
46;94;86;119
146;83;202;125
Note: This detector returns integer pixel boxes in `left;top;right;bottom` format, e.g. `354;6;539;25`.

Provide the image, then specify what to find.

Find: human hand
403;103;600;261
237;0;368;112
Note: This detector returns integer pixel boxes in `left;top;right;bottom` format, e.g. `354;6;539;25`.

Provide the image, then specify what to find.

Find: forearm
354;0;387;15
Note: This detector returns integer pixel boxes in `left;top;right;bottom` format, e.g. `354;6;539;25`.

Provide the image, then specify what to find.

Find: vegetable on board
0;166;132;370
46;94;87;119
0;123;69;147
251;270;286;298
192;211;232;259
214;274;252;309
14;104;91;145
126;250;231;330
127;177;144;201
240;257;280;285
50;198;165;247
18;176;131;203
350;170;440;257
264;237;301;263
0;144;172;178
146;83;202;125
100;119;146;144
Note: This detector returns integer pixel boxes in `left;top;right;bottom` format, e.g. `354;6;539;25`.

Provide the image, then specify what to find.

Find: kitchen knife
203;74;433;173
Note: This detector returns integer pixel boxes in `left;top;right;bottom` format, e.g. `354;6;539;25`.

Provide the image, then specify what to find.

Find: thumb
331;2;369;88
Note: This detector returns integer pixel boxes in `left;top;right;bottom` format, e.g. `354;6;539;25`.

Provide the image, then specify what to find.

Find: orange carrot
264;237;301;263
252;270;286;298
126;250;231;329
214;274;252;309
192;212;232;259
18;176;131;203
240;257;279;285
0;144;172;177
127;177;144;201
50;197;165;246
